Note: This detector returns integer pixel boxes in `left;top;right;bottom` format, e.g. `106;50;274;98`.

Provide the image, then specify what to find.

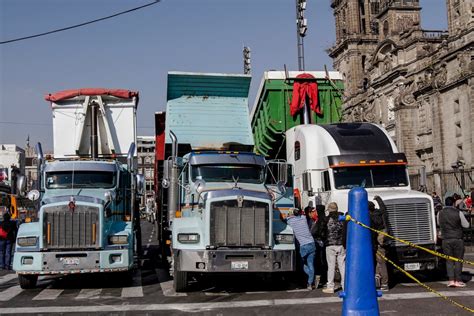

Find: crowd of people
283;196;389;293
284;185;474;293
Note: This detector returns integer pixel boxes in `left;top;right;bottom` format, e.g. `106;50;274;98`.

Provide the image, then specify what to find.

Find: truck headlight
108;235;128;245
274;234;294;244
17;237;38;247
178;233;200;243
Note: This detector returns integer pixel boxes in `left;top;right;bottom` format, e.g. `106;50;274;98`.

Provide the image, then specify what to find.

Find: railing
422;30;449;39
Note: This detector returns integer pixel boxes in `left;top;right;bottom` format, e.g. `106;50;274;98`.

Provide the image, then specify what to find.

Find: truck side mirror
278;163;288;184
27;190;40;201
302;171;314;196
16;175;27;196
136;174;145;196
162;160;171;188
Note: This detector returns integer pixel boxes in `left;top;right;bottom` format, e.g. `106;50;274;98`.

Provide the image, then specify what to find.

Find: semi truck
13;89;144;289
251;71;439;273
155;72;295;292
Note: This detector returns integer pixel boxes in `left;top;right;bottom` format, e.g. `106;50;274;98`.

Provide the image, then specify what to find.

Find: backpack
0;225;8;239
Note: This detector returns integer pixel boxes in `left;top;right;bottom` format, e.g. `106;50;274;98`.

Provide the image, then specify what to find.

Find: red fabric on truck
289;73;320;116
45;88;139;102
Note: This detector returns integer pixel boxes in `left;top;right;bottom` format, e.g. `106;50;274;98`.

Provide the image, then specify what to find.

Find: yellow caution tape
345;214;474;266
377;250;474;313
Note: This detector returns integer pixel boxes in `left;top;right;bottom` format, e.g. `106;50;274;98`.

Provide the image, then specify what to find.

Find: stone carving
394;81;416;108
457;53;470;77
383;53;393;72
433;64;447;88
396;16;414;33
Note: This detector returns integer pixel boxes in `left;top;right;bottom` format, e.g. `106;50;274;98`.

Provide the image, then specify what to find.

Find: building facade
0;144;25;186
329;0;473;196
137;136;156;206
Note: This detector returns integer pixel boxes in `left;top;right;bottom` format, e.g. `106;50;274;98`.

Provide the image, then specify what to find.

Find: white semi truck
286;123;438;272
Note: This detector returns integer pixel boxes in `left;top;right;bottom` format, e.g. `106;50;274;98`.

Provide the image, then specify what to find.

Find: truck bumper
174;249;295;272
13;249;132;275
389;244;439;271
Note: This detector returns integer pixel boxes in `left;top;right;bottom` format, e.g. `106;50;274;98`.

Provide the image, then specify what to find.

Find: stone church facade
329;0;473;196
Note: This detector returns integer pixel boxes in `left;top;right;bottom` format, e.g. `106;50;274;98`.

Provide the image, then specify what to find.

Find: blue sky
0;0;447;151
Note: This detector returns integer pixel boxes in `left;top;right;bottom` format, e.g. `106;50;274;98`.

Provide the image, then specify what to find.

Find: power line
0;121;51;126
0;121;155;129
0;1;160;45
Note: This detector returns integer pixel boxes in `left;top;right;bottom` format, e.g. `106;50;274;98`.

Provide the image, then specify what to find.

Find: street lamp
296;0;307;71
451;159;466;193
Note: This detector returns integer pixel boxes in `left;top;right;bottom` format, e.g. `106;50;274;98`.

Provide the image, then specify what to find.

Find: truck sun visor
328;153;408;167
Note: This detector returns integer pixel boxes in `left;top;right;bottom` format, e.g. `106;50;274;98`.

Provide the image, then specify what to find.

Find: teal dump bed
165;72;253;150
250;71;344;158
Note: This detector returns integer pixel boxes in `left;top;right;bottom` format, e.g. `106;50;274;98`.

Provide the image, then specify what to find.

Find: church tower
329;0;380;100
446;0;473;35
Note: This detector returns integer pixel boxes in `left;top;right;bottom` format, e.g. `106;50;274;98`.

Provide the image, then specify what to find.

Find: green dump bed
250;71;344;158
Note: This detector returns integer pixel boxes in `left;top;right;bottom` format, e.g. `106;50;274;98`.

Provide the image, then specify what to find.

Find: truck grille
384;198;434;246
43;205;100;249
210;200;269;247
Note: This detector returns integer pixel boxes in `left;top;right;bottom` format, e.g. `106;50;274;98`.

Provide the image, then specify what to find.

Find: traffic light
297;0;307;37
243;46;251;74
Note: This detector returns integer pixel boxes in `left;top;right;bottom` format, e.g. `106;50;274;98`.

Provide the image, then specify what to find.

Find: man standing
284;208;316;290
322;202;346;294
438;196;470;287
369;196;390;291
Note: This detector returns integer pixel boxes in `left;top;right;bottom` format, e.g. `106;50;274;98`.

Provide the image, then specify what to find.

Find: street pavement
0;221;472;315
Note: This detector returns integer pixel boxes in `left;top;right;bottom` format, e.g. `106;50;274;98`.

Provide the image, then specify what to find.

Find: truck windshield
333;165;408;189
191;165;265;184
46;171;116;189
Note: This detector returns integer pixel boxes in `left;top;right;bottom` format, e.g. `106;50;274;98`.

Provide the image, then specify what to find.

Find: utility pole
243;46;251;74
296;0;307;71
296;0;309;124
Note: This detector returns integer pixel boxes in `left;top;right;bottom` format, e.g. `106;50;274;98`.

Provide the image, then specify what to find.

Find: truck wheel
173;270;188;292
19;275;38;289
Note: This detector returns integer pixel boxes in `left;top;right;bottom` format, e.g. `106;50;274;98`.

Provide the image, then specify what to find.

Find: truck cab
287;123;438;272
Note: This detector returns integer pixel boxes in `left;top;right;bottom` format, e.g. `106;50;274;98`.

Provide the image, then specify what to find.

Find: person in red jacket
0;212;17;270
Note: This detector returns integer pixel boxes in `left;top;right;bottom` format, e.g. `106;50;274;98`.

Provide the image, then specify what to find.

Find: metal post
340;187;380;315
90;101;98;159
168;131;179;225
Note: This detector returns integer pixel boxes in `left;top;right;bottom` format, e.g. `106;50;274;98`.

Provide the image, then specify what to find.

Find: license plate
231;261;248;270
404;262;421;271
61;257;80;266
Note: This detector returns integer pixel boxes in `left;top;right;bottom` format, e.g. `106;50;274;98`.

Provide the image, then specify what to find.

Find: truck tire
173;270;188;292
19;275;38;289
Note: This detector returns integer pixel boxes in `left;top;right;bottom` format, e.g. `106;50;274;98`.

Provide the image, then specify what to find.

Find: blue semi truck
156;72;295;292
13;89;144;289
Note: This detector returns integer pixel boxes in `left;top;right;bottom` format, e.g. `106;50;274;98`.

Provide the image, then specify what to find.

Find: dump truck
13;89;144;289
155;72;295;292
251;71;439;273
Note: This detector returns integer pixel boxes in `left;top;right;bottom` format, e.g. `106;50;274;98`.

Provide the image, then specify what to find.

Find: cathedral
329;0;473;196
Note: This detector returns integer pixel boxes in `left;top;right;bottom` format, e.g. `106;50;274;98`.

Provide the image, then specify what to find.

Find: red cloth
45;88;139;102
289;73;320;116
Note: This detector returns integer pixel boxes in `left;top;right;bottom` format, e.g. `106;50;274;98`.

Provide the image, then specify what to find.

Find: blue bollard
339;187;380;316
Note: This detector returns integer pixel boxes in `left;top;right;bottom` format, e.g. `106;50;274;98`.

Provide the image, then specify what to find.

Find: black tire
173;266;188;292
18;275;38;289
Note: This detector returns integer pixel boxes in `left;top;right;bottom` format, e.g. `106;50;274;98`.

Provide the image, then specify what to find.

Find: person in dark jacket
369;196;390;291
0;212;17;270
322;202;346;293
310;204;328;287
438;196;469;287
